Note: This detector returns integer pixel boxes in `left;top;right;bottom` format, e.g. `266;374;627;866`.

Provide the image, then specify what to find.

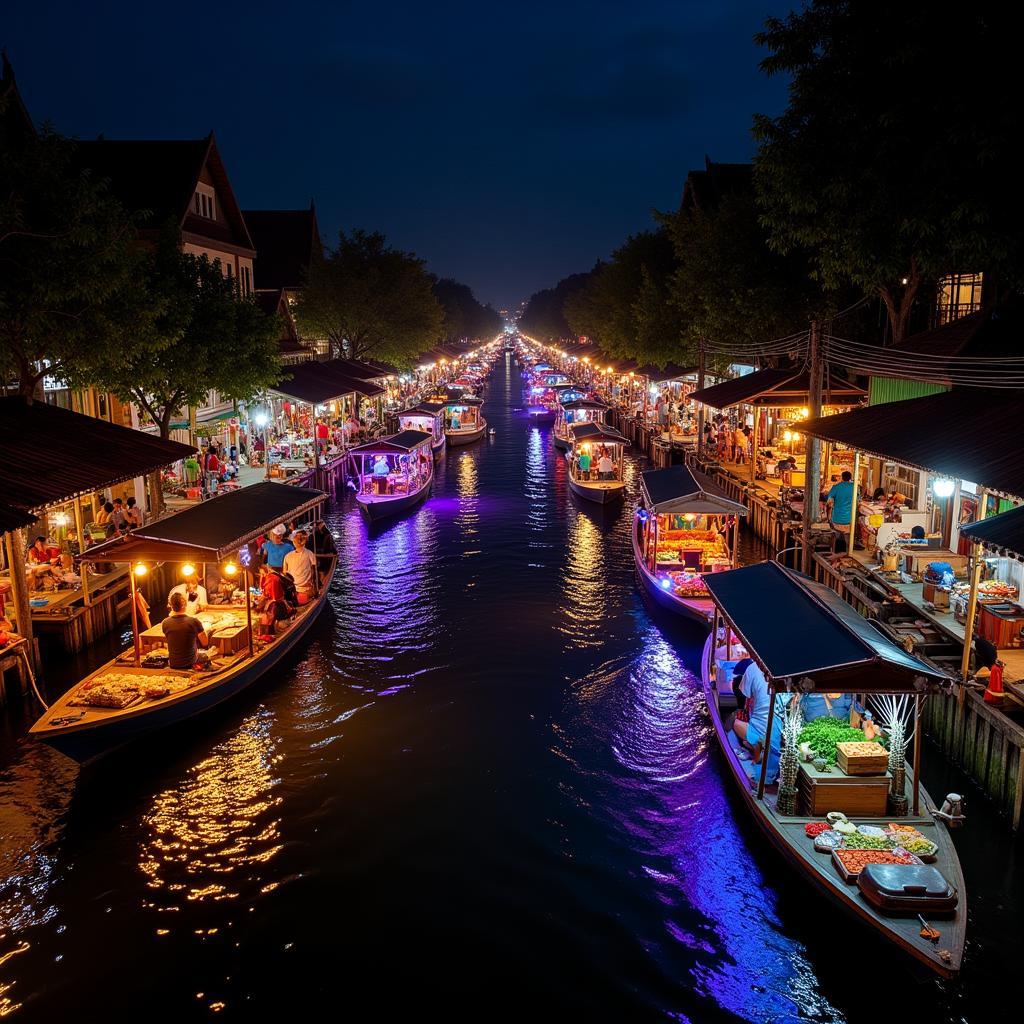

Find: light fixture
660;578;672;591
133;563;148;578
800;407;809;418
181;563;196;578
224;562;239;577
933;477;956;498
254;413;269;429
783;430;793;442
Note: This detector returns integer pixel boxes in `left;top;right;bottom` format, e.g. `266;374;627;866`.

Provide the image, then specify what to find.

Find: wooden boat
553;397;607;451
632;464;747;625
565;422;629;504
31;483;335;764
350;429;434;521
398;403;446;456
443;396;487;446
699;561;966;979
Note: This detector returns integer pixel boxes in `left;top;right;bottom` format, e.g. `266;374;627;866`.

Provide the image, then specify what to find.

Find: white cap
271;523;286;536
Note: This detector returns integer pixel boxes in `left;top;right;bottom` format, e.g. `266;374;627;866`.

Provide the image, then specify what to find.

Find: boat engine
933;792;966;828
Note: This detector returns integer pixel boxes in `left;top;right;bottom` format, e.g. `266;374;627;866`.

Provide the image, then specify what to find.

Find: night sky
5;1;792;309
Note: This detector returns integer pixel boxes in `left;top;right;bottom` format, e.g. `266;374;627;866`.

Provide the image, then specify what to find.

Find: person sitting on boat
577;449;592;479
260;524;295;568
168;580;208;616
282;530;317;605
798;691;853;724
256;564;294;635
731;659;772;764
162;591;212;670
372;455;391;494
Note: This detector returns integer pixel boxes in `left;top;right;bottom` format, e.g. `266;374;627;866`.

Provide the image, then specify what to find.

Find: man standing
260;524;294;568
826;470;856;543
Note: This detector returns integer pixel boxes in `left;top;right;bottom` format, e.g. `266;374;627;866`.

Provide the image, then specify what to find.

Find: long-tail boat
31;483;336;764
349;429;434;520
443;396;487;446
565;422;629;504
700;561;966;979
553;397;608;451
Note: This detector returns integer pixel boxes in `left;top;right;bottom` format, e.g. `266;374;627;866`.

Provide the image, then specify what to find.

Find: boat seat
682;550;702;571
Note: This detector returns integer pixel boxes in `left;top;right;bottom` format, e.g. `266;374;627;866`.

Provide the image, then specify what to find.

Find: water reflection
557;508;607;650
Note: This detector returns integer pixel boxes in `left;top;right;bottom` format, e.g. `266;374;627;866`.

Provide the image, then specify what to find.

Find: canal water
0;353;1019;1022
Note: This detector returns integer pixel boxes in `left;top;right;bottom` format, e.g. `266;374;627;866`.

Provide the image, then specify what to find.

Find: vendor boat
632;464;747;625
443;396;487;446
565;422;629;504
30;483;337;764
699;561;966;979
350;429;434;521
553;397;608;451
398;403;446;456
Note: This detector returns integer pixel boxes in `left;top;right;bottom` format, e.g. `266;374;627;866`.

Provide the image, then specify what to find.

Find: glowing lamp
254;412;269;429
133;563;148;578
800;407;809;418
783;430;793;442
224;562;239;577
684;514;696;523
181;563;196;578
660;578;672;591
933;477;955;498
638;509;649;522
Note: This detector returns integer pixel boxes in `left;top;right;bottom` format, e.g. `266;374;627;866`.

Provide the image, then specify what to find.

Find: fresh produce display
813;830;843;851
890;835;938;857
839;834;893;850
833;848;917;876
664;571;709;598
804;821;832;837
833;820;857;836
797;717;871;765
977;579;1018;599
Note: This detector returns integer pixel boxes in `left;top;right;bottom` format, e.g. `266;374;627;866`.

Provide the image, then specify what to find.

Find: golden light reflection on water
138;708;281;908
556;509;607;649
456;452;480;542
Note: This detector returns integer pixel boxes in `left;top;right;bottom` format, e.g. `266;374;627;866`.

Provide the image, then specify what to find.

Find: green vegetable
797;716;868;765
840;835;893;850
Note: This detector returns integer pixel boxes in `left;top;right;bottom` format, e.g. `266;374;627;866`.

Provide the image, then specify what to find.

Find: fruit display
804;821;832;838
978;579;1018;599
664;571;710;598
833;847;918;880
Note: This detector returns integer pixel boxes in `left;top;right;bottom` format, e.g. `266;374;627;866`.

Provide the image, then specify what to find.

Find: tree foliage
0;128;138;397
520;271;594;342
432;277;502;343
84;232;282;439
294;229;443;365
753;0;1024;342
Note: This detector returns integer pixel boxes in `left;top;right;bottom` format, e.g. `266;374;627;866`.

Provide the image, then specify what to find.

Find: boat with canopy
30;483;336;763
632;464;747;623
553;397;608;451
565;422;629;504
398;402;446;456
699;561;965;978
443;396;487;446
349;429;434;521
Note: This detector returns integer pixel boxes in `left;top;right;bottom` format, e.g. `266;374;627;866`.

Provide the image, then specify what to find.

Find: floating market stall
553;398;608;451
443;396;487;446
565;422;629;505
632;464;748;624
398;403;447;456
348;429;434;522
30;483;333;762
700;561;965;978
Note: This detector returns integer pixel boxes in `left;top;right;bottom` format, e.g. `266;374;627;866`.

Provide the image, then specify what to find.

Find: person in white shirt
282;530;318;605
598;453;614;480
168;581;208;617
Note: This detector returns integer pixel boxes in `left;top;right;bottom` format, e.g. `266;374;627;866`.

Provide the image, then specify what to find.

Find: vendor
372;455;391;494
168;579;208;616
827;471;855;539
261;523;295;567
798;691;853;723
28;536;60;566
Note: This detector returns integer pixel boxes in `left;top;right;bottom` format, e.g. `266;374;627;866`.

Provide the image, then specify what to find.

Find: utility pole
696;340;706;456
801;321;823;575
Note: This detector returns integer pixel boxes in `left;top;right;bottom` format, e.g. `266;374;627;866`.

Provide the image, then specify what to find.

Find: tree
0;128;137;397
753;0;1024;343
294;229;443;365
520;271;594;342
432;277;501;343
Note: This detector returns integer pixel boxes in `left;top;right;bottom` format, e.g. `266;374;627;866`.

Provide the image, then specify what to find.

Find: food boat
349;429;434;521
565;422;629;504
398;403;446;456
700;561;965;978
632;464;747;624
30;483;336;764
553;397;608;451
443;396;487;446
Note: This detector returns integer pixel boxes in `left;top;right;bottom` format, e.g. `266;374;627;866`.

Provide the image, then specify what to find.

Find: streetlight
255;412;270;480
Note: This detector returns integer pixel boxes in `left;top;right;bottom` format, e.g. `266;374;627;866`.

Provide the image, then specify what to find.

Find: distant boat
631;464;747;625
565;422;629;504
350;429;434;521
399;403;446;456
443;397;487;446
553;397;608;452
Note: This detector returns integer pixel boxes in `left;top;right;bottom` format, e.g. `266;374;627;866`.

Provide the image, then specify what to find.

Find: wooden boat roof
81;482;327;563
959;500;1024;558
401;403;445;416
703;561;950;691
570;422;628;445
444;396;484;407
640;465;748;516
561;398;607;411
349;429;433;454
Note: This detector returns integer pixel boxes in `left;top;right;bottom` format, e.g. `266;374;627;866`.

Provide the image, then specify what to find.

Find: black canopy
703;562;948;691
570;422;628;445
960;502;1024;559
689;367;864;410
82;482;327;563
444;396;483;407
401;403;446;416
270;360;385;405
349;430;433;454
562;398;608;411
640;465;747;516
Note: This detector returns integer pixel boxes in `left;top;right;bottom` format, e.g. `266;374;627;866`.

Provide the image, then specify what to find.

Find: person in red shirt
256;564;293;635
28;536;60;565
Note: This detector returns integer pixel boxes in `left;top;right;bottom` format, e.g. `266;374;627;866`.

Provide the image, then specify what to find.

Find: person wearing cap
261;524;294;568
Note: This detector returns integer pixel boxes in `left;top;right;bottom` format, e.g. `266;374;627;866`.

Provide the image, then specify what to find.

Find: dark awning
635;364;698;382
0;397;195;516
444;396;483;407
640;465;748;516
1;503;37;533
689;367;865;410
570;422;628;445
402;402;446;415
270;360;386;405
703;562;949;691
81;482;327;563
799;389;1024;499
960;502;1024;559
562;399;609;411
348;429;433;454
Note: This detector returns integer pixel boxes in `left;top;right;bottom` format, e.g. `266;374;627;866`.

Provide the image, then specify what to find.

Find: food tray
831;847;921;884
836;741;889;776
813;830;843;853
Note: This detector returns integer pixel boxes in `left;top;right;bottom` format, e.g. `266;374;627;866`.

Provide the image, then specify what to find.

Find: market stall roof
635;364;698;382
331;358;396;381
799;388;1024;499
81;482;327;564
689;367;865;410
400;403;446;416
1;503;37;533
640;465;748;516
959;502;1024;560
0;397;195;516
703;562;949;691
348;429;433;454
562;399;609;411
569;422;629;445
443;396;483;407
270;361;385;404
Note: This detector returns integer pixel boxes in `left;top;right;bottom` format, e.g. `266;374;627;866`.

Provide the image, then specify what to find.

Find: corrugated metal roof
348;430;433;454
0;397;195;516
799;388;1024;499
959;502;1024;559
690;367;865;410
1;503;37;533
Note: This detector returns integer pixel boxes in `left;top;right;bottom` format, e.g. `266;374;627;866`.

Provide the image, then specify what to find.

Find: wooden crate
837;741;889;776
798;762;890;817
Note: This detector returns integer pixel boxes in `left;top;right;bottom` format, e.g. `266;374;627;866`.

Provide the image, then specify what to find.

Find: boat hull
552;434;570;451
445;422;487;446
630;523;715;625
567;475;624;505
356;480;430;521
698;633;966;978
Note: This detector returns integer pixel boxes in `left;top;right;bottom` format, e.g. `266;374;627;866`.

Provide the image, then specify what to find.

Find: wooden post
801;321;823;575
958;538;985;690
696;341;706;455
912;695;922;816
245;567;255;656
749;408;758;489
848;451;861;551
73;497;90;605
757;685;778;800
731;515;739;569
128;567;142;667
3;529;37;670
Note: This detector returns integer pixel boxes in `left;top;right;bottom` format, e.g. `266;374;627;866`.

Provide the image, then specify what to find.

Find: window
241;265;251;295
936;272;983;325
193;185;216;220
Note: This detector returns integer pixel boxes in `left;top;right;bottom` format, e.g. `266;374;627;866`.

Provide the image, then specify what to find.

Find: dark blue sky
6;1;792;309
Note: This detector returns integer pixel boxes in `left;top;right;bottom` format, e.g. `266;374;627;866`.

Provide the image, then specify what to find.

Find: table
140;609;251;656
